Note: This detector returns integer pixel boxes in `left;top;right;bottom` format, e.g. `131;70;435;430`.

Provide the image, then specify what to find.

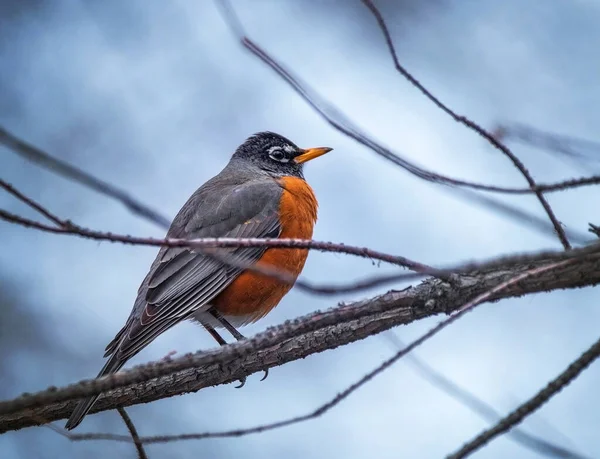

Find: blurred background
1;0;599;458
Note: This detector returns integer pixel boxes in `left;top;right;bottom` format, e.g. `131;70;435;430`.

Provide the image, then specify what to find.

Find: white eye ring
268;146;289;163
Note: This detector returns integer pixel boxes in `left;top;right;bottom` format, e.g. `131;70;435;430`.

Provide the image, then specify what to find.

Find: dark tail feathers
64;354;125;430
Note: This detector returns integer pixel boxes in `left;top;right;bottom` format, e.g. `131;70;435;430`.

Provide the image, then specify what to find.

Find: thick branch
1;248;599;433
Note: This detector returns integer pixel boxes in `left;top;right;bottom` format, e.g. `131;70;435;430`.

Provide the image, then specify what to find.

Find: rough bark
1;247;599;433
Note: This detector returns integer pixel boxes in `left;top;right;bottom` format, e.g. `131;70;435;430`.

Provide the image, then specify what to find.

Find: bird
65;131;332;430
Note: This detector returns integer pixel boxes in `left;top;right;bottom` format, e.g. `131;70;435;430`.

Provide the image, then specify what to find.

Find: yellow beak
294;147;333;164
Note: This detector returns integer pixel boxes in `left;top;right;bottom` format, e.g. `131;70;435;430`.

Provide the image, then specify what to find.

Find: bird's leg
209;309;269;383
203;323;228;346
202;321;246;388
213;312;245;340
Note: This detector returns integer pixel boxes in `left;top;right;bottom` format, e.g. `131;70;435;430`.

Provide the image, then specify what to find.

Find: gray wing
105;177;283;361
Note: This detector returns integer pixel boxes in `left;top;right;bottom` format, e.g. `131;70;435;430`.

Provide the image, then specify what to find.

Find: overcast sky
1;1;599;458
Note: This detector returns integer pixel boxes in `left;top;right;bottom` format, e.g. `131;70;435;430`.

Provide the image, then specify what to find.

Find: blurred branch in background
494;123;600;173
448;334;600;458
0;126;170;229
384;332;590;459
589;224;600;238
438;186;591;245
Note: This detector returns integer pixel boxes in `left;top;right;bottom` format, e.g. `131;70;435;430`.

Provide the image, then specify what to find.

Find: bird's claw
233;369;268;388
260;369;269;381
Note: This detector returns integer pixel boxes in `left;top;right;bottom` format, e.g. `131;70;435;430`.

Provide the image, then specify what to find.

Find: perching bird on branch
65;132;332;429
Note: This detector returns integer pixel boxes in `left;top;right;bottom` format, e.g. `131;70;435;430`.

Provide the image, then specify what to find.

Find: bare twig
447;335;600;459
0;126;170;229
385;333;590;459
27;410;149;458
0;180;65;227
0;178;444;287
0;122;594;250
214;1;600;197
0;193;600;288
117;408;148;459
3;176;591;274
360;0;570;249
0;206;446;296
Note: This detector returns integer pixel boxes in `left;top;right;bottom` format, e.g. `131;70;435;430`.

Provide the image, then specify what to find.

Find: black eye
268;147;288;162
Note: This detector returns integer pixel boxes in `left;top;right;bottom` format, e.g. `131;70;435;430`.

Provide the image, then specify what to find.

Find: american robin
65;131;332;430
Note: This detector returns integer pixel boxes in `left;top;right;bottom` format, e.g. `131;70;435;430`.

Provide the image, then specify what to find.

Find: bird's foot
233;369;268;388
161;350;178;361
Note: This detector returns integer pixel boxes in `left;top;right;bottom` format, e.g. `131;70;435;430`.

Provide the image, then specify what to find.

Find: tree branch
214;1;600;196
35;260;571;449
2;247;599;433
361;0;571;250
117;408;148;459
0;205;444;296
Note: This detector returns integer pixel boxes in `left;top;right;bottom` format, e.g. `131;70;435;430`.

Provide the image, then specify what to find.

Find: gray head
229;131;332;178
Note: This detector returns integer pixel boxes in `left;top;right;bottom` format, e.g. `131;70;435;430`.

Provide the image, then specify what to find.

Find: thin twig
0;123;593;248
30;410;149;458
214;1;600;197
0;178;444;285
2;199;599;292
360;0;570;250
385;333;590;459
0;126;170;229
0;180;65;227
447;335;600;459
0;206;445;296
117;408;148;459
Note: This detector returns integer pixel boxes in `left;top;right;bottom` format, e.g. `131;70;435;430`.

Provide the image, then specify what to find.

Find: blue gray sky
1;1;599;458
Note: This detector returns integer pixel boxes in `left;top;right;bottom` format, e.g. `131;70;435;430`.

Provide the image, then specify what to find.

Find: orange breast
212;176;318;324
